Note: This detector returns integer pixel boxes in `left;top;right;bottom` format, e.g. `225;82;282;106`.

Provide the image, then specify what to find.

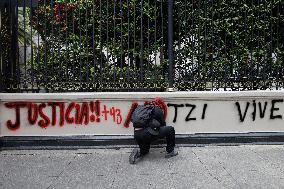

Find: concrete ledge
2;91;284;143
2;91;284;101
2;133;284;150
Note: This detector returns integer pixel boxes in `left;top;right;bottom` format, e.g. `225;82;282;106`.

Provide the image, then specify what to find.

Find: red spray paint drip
123;102;138;128
95;100;101;122
89;101;95;122
90;100;100;122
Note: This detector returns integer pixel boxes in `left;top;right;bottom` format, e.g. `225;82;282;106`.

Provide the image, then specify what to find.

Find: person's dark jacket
147;107;166;135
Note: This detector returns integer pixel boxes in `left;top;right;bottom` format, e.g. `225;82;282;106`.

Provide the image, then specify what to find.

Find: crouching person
129;97;178;164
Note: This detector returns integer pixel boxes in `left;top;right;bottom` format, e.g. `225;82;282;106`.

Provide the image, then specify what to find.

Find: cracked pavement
1;145;284;189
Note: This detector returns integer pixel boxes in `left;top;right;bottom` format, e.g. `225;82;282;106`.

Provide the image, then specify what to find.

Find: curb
1;133;284;150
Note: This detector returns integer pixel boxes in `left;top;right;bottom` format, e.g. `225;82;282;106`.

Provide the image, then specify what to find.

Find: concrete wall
1;91;284;136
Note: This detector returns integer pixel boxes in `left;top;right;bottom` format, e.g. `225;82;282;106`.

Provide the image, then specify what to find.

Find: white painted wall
1;91;284;136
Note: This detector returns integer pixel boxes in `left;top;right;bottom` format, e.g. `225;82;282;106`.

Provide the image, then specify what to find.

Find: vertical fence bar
256;0;260;86
50;0;54;88
120;0;123;83
147;0;150;77
9;0;18;91
57;0;62;87
204;0;207;89
242;0;247;89
177;1;181;86
85;0;89;84
126;0;130;89
191;0;194;89
106;0;109;87
4;1;9;91
64;0;68;87
23;0;27;91
262;0;267;84
43;0;47;91
29;0;34;91
249;0;253;88
236;0;240;90
113;0;116;84
154;0;157;66
154;0;159;91
6;0;11;91
197;0;201;84
160;0;164;75
15;0;20;92
167;0;174;90
210;0;214;90
276;1;280;88
270;0;273;87
71;0;75;85
139;0;143;87
99;0;103;87
79;3;82;82
92;0;95;85
133;0;136;86
0;5;2;92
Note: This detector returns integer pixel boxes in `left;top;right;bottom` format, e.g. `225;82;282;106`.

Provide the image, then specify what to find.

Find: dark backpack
131;105;154;128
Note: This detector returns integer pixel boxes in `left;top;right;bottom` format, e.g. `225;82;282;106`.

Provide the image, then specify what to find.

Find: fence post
11;0;19;91
0;7;3;92
0;0;18;92
167;0;174;91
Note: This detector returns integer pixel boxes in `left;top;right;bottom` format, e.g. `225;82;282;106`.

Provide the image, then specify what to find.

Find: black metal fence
0;0;284;92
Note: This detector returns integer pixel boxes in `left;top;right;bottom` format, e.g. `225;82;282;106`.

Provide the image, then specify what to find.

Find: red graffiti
38;103;51;128
95;100;101;122
90;101;101;122
65;102;75;124
5;102;27;131
102;105;122;124
4;98;168;131
123;102;138;128
4;100;107;130
47;102;65;126
28;103;38;125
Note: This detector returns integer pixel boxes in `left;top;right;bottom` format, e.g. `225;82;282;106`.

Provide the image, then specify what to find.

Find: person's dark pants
134;126;175;156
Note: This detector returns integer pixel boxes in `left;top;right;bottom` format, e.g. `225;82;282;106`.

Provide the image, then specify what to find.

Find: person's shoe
165;149;178;158
129;148;140;164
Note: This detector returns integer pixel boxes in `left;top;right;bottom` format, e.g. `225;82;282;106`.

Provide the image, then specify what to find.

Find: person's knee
139;142;150;155
140;149;149;156
139;145;150;156
168;126;175;134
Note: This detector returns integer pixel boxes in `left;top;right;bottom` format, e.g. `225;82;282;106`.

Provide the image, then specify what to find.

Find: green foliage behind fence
1;0;284;92
174;0;284;90
29;0;167;91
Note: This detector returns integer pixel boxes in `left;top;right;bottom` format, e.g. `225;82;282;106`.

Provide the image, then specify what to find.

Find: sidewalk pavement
1;145;284;189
